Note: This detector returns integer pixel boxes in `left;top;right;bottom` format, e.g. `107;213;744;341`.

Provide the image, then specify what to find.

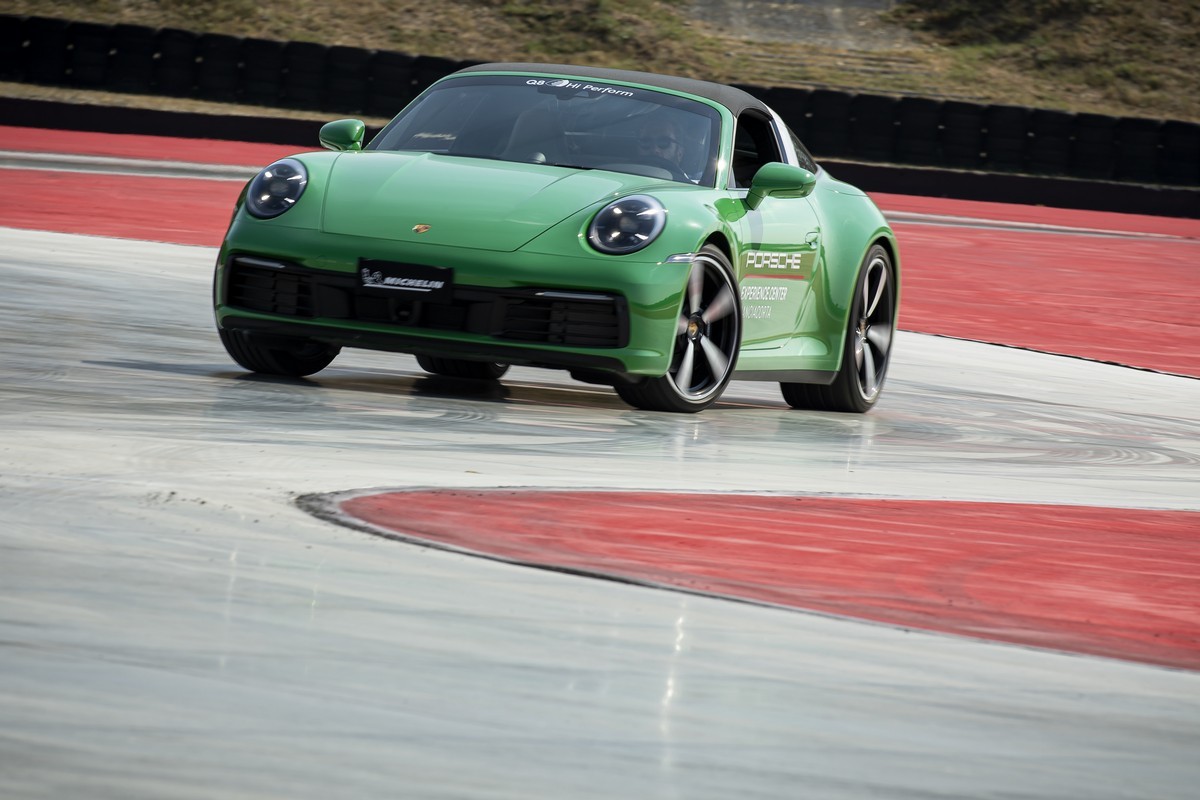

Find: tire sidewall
840;244;895;411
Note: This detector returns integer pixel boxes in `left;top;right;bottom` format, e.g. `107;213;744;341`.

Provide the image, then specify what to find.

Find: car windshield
367;74;723;187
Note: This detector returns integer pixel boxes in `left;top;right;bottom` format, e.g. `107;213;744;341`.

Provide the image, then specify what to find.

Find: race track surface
1;126;1199;800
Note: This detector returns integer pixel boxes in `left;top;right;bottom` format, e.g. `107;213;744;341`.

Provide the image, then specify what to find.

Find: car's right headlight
245;158;308;219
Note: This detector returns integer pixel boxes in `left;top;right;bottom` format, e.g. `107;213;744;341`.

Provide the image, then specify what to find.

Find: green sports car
215;62;899;412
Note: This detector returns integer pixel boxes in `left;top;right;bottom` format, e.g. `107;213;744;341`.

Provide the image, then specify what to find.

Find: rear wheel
416;355;509;381
218;328;340;377
616;245;741;413
781;244;895;413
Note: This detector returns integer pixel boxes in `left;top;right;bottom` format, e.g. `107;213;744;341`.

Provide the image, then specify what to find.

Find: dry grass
888;0;1200;121
1;0;1197;122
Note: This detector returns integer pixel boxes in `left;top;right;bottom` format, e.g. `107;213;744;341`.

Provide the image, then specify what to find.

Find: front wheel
616;245;741;413
781;244;896;413
218;328;340;377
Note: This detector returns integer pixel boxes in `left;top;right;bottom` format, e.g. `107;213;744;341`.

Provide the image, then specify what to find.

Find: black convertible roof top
453;62;772;116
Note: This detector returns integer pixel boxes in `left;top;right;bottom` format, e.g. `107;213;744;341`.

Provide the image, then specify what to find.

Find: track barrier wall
1;14;1198;214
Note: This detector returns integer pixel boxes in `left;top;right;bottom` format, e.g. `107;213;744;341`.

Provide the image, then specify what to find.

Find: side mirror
746;162;817;209
319;119;366;152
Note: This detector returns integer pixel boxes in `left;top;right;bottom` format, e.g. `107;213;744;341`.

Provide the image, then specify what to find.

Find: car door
728;111;821;358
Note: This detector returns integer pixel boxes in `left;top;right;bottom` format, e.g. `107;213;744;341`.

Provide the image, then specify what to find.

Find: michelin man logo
361;268;444;292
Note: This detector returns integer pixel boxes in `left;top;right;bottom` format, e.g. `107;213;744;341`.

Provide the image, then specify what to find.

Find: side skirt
732;369;836;385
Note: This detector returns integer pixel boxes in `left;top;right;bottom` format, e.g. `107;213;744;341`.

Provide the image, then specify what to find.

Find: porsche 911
214;62;899;412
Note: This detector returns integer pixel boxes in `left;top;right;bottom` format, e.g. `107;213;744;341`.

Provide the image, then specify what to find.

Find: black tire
416;355;509;381
781;244;896;413
218;328;340;377
616;245;741;412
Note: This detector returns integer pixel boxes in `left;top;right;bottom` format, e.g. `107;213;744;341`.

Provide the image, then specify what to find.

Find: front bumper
213;224;689;376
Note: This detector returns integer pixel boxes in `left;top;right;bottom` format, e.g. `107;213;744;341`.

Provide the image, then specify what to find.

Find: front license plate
359;259;454;303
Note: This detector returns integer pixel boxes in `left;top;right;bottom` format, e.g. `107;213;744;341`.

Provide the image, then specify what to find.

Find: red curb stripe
338;490;1200;670
0;169;238;247
1;124;298;167
894;223;1200;377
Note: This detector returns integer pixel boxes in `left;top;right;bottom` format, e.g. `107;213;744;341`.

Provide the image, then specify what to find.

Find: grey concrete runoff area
1;227;1198;800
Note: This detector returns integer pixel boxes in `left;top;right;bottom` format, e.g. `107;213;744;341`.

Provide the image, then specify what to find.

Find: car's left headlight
245;158;308;219
587;195;666;255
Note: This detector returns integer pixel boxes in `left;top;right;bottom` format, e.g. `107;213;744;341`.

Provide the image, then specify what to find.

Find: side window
730;112;784;189
788;128;819;173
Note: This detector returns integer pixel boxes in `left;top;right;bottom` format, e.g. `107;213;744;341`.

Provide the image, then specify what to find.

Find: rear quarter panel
809;176;900;366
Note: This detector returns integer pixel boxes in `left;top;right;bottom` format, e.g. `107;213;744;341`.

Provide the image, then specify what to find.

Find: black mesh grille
227;264;316;317
224;257;628;348
504;298;623;347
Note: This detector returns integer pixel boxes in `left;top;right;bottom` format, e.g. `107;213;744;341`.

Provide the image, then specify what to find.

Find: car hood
321;152;651;252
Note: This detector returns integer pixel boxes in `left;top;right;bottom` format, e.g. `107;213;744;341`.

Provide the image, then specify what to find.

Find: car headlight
245;158;308;219
587;195;666;255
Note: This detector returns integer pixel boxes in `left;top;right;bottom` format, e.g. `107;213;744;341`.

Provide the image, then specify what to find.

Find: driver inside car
637;116;698;181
